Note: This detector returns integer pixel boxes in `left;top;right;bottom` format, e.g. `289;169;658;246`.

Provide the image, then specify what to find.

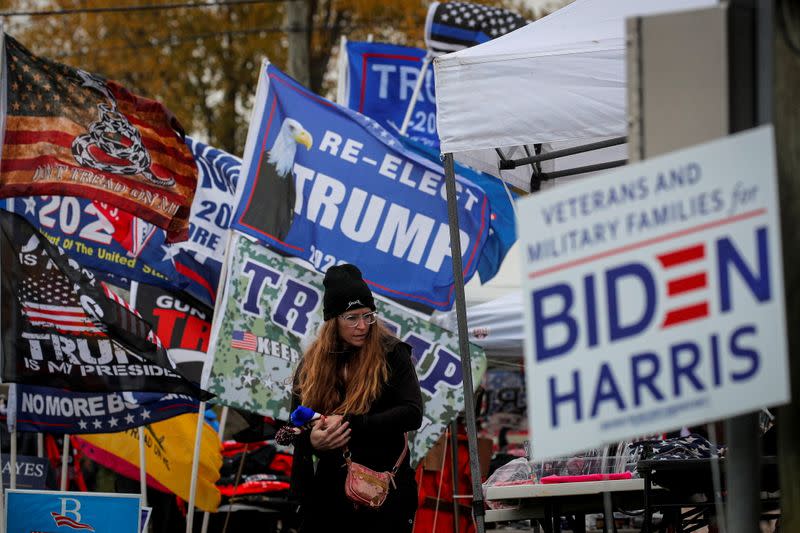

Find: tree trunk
776;0;800;530
286;0;311;87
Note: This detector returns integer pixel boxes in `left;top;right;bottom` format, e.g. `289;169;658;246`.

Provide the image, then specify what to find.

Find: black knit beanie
322;264;376;320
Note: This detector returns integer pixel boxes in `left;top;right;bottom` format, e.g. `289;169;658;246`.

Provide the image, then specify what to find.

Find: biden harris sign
519;127;790;459
231;62;489;310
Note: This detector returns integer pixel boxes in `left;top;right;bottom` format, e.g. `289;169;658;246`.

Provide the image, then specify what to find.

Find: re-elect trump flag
76;413;221;512
0;34;196;242
232;63;490;310
0;210;210;399
342;41;438;149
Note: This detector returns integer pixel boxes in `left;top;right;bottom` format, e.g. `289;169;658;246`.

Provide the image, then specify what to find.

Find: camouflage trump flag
207;233;487;464
0;34;196;242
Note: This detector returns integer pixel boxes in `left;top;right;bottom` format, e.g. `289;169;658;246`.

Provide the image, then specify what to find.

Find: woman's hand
309;415;351;451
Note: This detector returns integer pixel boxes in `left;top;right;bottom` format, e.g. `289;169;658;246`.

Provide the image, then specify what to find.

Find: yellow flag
76;413;222;512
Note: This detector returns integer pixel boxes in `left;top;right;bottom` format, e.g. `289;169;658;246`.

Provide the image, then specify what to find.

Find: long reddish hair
297;318;390;415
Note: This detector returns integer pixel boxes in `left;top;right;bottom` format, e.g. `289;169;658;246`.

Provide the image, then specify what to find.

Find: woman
290;264;423;532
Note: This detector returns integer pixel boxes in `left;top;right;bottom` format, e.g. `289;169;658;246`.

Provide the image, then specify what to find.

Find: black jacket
290;336;423;531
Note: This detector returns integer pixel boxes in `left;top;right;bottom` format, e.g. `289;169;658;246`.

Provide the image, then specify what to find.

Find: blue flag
344;41;438;149
8;385;198;434
399;136;517;284
232;64;490;310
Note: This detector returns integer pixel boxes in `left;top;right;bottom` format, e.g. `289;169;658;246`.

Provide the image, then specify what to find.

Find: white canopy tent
434;0;718;190
433;290;524;359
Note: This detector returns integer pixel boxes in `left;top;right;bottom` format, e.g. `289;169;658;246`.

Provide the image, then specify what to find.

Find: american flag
0;34;197;242
231;330;257;351
20;269;105;335
425;1;527;53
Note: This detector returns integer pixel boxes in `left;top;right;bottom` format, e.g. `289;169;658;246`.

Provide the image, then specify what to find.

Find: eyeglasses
339;311;378;327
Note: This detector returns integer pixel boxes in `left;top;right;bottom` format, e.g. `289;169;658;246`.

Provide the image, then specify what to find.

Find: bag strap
343;433;408;473
390;433;408;474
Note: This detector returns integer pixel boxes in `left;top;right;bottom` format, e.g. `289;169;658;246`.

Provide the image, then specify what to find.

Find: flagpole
60;435;70;491
8;385;17;490
200;405;228;533
185;401;206;533
399;53;433;136
139;427;148;507
191;227;234;533
37;433;44;458
9;431;16;490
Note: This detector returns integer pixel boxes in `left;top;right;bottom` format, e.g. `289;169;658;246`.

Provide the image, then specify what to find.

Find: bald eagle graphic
250;118;313;241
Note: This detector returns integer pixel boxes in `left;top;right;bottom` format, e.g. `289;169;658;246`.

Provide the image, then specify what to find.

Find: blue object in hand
290;406;319;427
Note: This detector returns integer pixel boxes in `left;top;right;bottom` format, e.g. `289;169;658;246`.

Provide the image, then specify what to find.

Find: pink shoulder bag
343;434;408;509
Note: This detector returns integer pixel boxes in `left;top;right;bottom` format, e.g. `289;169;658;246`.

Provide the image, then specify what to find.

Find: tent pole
400;55;433;136
536;159;628;181
499;136;628;169
725;2;770;531
449;420;460;533
442;152;485;533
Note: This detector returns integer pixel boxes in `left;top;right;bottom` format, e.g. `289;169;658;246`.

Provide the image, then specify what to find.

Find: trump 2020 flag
231;62;490;310
342;41;438;149
0;34;197;242
0;210;210;399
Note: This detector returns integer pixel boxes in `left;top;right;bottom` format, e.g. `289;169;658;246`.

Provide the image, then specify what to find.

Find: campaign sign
231;63;489;310
519;126;790;459
207;233;487;464
1;454;49;489
6;489;140;533
344;41;438;149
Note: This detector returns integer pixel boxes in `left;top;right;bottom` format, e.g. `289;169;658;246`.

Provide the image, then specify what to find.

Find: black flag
424;1;526;53
0;210;211;399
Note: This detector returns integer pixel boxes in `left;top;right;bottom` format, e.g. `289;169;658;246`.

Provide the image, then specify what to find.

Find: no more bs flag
231;62;490;310
519;126;790;459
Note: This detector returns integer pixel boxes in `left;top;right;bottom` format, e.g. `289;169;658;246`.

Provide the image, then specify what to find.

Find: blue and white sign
519;126;790;459
232;63;490;310
343;41;438;149
6;489;140;533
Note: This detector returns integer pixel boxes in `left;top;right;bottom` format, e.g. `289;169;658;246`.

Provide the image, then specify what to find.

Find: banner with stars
424;1;526;54
75;412;222;512
207;233;487;465
7;385;198;435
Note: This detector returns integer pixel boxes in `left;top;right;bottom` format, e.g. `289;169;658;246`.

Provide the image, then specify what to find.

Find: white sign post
519;126;790;459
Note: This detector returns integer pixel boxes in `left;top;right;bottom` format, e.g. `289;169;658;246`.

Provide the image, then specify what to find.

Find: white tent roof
434;0;718;161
